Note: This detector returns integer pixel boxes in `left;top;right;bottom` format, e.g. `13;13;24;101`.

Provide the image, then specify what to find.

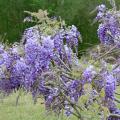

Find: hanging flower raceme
96;4;120;46
96;4;106;20
0;45;23;93
104;74;116;100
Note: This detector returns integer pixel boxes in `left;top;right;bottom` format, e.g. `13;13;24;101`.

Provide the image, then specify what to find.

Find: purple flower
53;33;64;54
97;5;120;46
65;25;80;48
96;4;106;20
98;4;106;13
22;27;40;44
64;101;73;116
83;65;96;83
105;74;116;99
97;23;115;44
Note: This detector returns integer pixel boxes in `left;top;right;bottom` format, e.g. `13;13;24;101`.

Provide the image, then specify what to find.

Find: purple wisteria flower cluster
97;3;120;46
0;3;120;120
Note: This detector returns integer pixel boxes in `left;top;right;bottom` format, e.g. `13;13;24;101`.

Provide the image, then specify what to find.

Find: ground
0;92;76;120
0;87;120;120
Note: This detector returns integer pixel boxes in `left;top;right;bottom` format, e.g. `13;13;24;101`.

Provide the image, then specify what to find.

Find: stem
115;98;120;103
109;113;120;118
59;78;83;111
110;0;116;10
115;92;120;96
55;53;72;72
60;91;83;119
16;91;21;106
62;104;80;118
65;97;82;119
113;64;120;70
62;73;75;80
93;45;117;64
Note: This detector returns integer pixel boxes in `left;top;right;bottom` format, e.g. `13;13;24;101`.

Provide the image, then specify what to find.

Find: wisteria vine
0;1;120;120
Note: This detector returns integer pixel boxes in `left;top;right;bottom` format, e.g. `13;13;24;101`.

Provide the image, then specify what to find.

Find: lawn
0;88;120;120
0;92;77;120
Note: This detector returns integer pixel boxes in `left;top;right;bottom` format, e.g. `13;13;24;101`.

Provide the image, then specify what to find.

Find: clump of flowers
96;1;120;46
0;1;120;120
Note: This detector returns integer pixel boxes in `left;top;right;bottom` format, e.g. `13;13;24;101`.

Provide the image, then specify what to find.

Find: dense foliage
0;1;120;120
1;0;120;50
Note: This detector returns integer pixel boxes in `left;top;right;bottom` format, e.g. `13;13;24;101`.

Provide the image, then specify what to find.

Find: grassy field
0;88;120;120
0;92;77;120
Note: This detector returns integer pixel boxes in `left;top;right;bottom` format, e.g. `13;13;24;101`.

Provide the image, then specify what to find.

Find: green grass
0;87;120;120
0;92;77;120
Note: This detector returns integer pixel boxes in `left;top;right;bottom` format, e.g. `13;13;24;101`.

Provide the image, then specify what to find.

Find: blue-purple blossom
64;101;73;116
105;74;116;99
98;4;106;13
22;26;40;44
82;65;96;83
97;5;120;46
53;33;64;54
96;4;106;20
97;23;115;44
65;25;80;49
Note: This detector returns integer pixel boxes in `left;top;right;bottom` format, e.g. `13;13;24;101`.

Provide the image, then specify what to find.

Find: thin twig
55;53;72;72
115;98;120;103
92;45;117;64
109;113;120;118
115;92;120;96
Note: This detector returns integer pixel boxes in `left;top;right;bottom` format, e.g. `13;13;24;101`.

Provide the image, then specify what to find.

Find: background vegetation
0;0;120;50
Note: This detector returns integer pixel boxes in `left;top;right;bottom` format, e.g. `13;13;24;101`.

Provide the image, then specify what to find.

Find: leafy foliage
1;0;120;49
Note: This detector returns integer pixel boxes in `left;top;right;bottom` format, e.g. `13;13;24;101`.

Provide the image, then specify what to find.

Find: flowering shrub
0;1;120;120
